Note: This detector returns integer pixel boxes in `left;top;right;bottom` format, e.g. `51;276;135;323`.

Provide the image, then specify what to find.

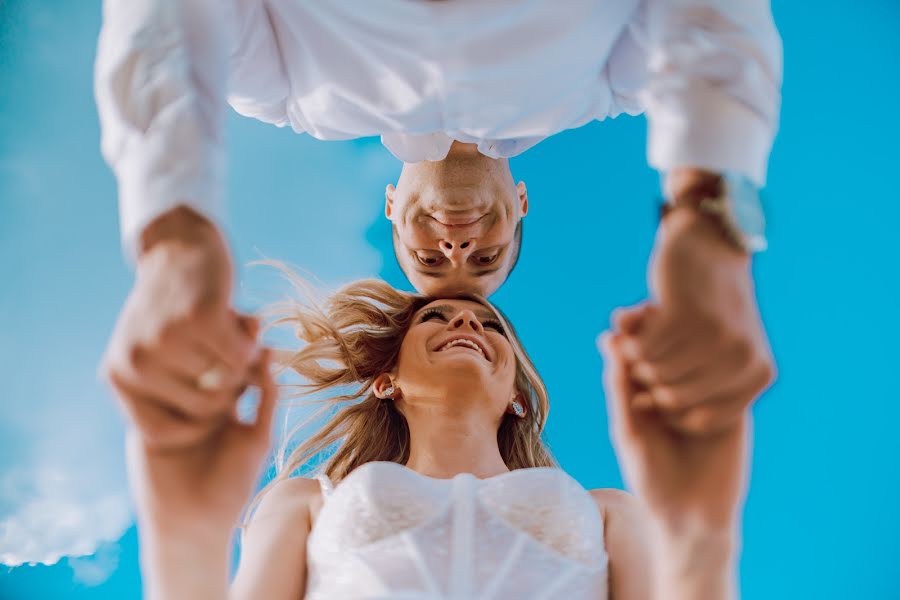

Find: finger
644;341;772;413
193;312;258;374
122;355;234;421
154;341;242;388
619;316;684;363
599;332;645;439
239;349;278;442
630;343;707;387
611;302;657;336
236;312;261;338
664;395;751;436
109;373;220;450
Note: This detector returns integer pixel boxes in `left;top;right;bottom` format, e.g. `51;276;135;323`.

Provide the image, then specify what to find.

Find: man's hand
613;198;775;435
103;207;259;447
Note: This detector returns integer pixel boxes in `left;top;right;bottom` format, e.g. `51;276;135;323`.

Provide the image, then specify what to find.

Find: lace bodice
304;462;608;599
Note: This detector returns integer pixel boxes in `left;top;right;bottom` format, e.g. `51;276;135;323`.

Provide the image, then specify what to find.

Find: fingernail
620;337;641;359
597;332;612;354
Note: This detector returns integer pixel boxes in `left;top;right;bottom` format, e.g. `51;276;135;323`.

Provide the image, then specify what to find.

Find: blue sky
2;1;899;598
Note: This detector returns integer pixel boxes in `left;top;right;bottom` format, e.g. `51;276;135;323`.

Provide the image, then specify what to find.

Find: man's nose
438;238;476;266
447;309;484;334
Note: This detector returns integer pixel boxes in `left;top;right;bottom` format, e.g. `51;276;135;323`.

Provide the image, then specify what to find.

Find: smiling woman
231;270;645;600
255;268;554;488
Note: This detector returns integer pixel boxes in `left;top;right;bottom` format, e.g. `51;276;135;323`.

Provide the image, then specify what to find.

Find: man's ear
516;181;529;217
385;184;396;219
373;373;398;399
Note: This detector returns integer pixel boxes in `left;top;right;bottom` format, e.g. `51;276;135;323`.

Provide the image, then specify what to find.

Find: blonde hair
246;267;555;520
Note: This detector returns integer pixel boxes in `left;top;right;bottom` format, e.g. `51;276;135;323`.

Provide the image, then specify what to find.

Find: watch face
726;173;767;252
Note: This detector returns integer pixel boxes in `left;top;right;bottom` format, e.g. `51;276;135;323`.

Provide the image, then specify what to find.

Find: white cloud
0;463;131;570
67;541;122;587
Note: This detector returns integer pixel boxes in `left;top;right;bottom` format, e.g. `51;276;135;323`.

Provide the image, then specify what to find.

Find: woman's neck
401;402;508;480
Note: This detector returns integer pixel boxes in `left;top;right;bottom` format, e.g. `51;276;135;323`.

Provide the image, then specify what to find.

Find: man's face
387;179;528;297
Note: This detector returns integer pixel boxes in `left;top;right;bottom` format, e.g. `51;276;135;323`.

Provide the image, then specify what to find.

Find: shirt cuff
116;120;226;263
642;81;775;187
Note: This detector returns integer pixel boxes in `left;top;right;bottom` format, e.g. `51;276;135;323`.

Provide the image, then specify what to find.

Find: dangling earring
510;399;525;418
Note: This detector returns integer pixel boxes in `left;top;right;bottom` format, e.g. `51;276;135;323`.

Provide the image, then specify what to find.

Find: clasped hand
601;205;776;536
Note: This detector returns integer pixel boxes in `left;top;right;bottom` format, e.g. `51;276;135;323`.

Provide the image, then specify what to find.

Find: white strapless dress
304;462;608;600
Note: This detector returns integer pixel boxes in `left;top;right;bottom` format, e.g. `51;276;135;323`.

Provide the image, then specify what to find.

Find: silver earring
382;385;396;398
511;400;525;418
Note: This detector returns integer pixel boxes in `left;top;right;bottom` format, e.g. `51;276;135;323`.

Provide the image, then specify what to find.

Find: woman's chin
431;352;493;377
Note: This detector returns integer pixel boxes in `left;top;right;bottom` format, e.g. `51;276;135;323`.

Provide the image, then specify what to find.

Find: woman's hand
600;332;751;599
600;331;749;534
118;349;279;537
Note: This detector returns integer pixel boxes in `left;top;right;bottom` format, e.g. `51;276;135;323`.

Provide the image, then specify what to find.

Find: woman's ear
373;373;398;399
508;390;527;417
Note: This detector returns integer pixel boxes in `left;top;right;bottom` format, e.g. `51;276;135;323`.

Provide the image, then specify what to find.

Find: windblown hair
245;265;555;521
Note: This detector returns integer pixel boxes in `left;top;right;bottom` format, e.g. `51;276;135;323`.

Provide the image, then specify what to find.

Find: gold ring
196;364;226;391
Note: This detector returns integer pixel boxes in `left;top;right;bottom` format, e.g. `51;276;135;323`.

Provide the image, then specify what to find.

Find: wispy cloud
0;445;131;574
0;378;132;586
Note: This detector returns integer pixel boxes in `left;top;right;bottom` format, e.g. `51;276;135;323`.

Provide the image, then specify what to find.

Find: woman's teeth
438;338;486;359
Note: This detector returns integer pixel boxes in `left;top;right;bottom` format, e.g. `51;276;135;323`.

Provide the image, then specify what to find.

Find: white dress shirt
95;0;782;258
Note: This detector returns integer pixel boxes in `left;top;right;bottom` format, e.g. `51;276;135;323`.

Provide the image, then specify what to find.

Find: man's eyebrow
413;267;445;278
473;266;503;277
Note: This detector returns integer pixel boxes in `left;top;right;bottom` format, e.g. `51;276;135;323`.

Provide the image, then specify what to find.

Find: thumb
598;332;641;439
233;310;261;340
611;302;657;335
241;348;278;442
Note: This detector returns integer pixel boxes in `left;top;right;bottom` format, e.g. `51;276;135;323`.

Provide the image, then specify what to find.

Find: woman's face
393;298;518;418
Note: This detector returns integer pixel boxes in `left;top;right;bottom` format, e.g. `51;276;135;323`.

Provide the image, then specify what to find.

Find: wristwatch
662;171;768;254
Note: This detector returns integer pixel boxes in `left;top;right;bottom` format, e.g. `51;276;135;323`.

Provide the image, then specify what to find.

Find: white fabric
95;0;782;259
304;462;608;600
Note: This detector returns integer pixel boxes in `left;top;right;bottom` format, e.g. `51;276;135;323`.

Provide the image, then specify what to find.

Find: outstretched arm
607;0;781;436
95;0;235;258
96;0;275;427
642;0;783;187
229;478;321;600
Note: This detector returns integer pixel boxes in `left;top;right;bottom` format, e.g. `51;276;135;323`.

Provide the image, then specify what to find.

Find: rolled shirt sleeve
638;0;783;186
95;0;235;260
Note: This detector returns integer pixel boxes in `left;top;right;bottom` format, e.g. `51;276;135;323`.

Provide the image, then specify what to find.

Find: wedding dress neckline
303;461;609;599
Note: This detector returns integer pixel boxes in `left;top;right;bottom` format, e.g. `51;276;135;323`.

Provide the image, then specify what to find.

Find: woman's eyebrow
420;304;498;321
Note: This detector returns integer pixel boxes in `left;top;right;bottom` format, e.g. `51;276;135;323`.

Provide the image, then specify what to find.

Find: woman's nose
448;309;483;333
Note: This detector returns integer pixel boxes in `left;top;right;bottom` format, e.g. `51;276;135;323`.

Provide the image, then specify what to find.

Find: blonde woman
112;279;757;600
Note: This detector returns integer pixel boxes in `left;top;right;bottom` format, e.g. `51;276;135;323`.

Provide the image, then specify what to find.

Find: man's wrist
139;205;221;257
664;168;724;205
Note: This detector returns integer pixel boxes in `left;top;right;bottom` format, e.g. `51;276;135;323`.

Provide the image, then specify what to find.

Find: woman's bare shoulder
588;488;644;521
249;476;323;526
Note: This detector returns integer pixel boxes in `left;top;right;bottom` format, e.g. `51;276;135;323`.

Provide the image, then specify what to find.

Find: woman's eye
482;319;506;335
475;253;499;265
420;309;447;323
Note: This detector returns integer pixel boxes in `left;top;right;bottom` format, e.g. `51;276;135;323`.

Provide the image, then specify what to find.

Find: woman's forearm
652;525;740;600
140;523;232;600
